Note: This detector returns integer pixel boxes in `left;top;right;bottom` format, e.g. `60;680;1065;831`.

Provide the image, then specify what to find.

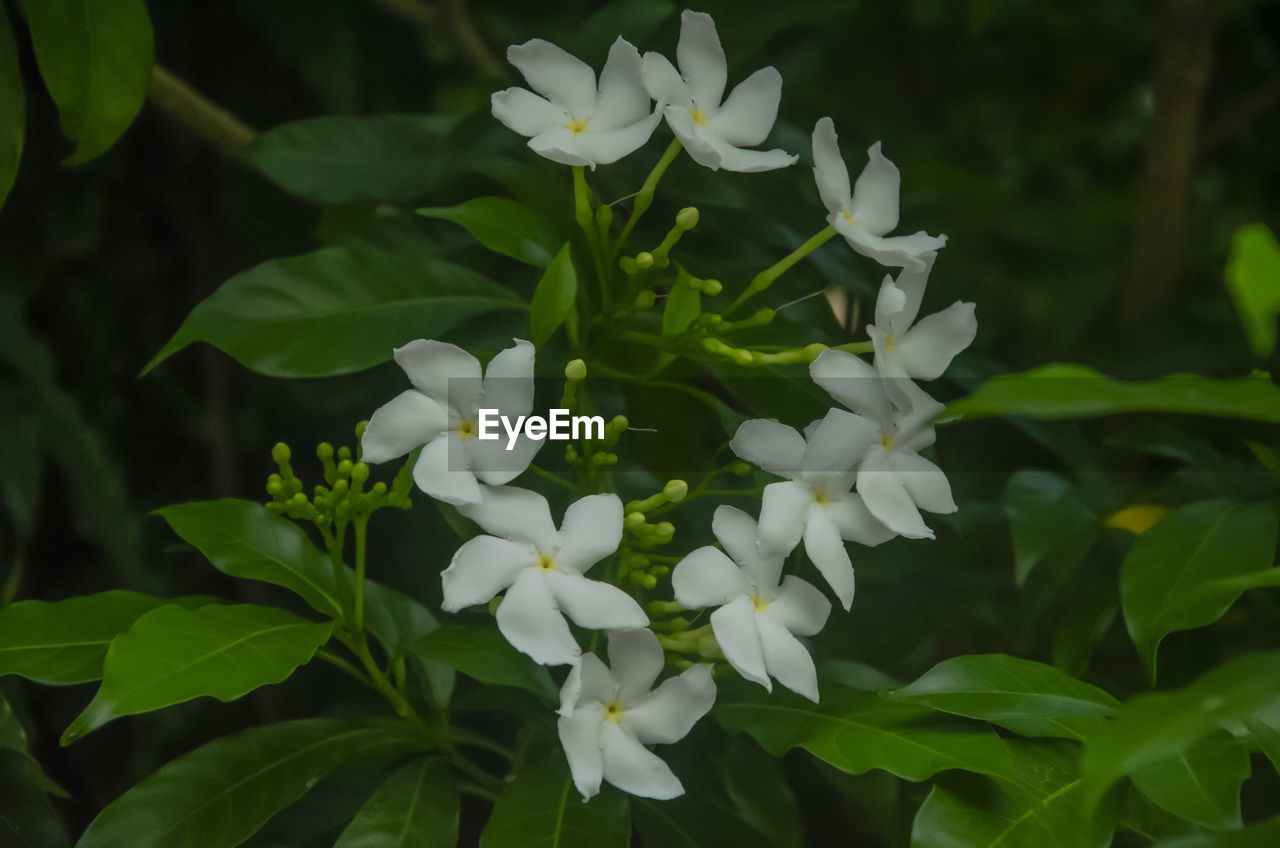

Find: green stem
526;463;581;493
617;138;682;250
354;517;369;635
457;782;500;803
573;166;611;310
833;341;875;355
728;224;838;315
316;648;373;686
447;745;506;794
452;729;516;760
346;631;419;720
320;522;353;623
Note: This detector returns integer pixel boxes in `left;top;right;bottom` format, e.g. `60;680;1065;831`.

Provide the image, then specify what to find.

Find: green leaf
0;590;208;685
21;0;152;164
408;624;556;701
0;749;68;847
528;242;579;347
716;736;803;848
1225;223;1280;358
418;197;561;267
77;719;416;848
891;654;1119;741
1243;715;1280;776
1120;500;1280;683
63;603;332;742
0;10;24;209
657;268;703;369
632;795;776;848
479;756;630;848
945;365;1280;424
1151;813;1280;848
334;757;459;848
247;114;455;203
1129;729;1250;830
142;245;525;378
1003;470;1097;585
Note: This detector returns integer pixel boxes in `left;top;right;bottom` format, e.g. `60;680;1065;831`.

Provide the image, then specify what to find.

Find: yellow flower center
884;333;897;353
455;419;477;441
689;108;708;126
603;700;625;722
841;209;856;228
535;554;556;572
813;489;829;507
565;118;589;135
879;434;895;451
750;594;769;612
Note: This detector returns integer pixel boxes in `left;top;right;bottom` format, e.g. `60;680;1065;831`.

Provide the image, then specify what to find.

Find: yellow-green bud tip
271;443;291;464
316;442;334;461
625;511;646;530
754;308;775;323
351;463;370;485
611;414;629;431
564;359;587;381
676;207;700;230
634;291;656;309
701;279;722;296
804;343;828;360
663;479;688;502
732;349;754;365
636;251;654;269
354;420;368;441
730;460;752;476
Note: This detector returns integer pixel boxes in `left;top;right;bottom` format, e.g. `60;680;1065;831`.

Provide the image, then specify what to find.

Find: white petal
893;381;946;451
757;615;820;702
800;408;880;473
663;104;722;168
848;141;901;237
757;480;812;559
601;722;684;799
466;430;544;486
809;349;891;426
869;324;918;411
696;130;797;173
730;418;805;476
456;485;558;551
766;575;831;637
895;302;978;380
874;275;908;330
711;505;780;588
886;252;936;335
811;117;851;215
393;340;482;414
592;38;650;130
546;571;648;630
440;535;537;612
360;390;448;464
857;446;933;539
495;569;580;666
481;339;536;417
491;87;567;137
711;597;770;691
803;505;855;610
622;664;715;744
559;652;616;716
672;545;751;609
555;494;624;574
558;704;606;801
894;451;958;515
676;10;727;111
607;627;665;704
412;434;482;505
707;67;781;147
846;228;948;271
507;39;597;119
827;494;897;546
572;114;663;166
640;52;691;106
527;129;596;168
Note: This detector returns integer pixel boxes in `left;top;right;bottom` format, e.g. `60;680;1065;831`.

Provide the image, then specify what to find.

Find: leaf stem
617;138;683;250
354;517;369;634
728;224;838;315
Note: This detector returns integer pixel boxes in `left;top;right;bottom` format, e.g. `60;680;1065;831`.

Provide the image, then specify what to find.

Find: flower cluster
359;8;975;804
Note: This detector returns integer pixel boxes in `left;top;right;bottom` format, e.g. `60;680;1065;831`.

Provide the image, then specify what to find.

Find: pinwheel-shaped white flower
444;486;647;666
812;117;946;271
730;409;895;610
867;252;977;408
641;10;797;172
810;350;957;539
361;339;542;505
492;37;662;168
557;628;715;801
673;505;831;701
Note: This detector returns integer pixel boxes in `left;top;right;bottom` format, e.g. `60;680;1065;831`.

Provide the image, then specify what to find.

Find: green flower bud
804;342;828;361
316;442;334;463
271;442;291;465
642;574;658;589
350;462;370;487
730;460;753;476
337;446;352;462
620;256;639;275
655;521;674;543
635;251;654;269
625;511;646;531
753;308;775;324
564;359;587;381
354;420;368;442
370;481;388;497
488;595;502;615
663;479;688;503
634;291;656;309
610;414;629;432
732;348;754;366
675;207;700;230
700;279;722;296
266;478;284;497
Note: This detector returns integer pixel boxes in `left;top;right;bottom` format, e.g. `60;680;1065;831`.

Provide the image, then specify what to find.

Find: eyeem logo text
478;408;605;450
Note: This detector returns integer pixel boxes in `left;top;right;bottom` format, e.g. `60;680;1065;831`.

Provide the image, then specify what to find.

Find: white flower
557;628;715;801
673;505;831;701
360;339;542;505
491;37;662;169
810;350;958;539
812;117;946;270
443;486;647;666
641;10;797;172
867;252;977;408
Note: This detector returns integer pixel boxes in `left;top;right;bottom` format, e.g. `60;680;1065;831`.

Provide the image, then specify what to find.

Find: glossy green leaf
1120;500;1280;683
0;10;24;209
662;270;703;338
0;590;208;685
717;736;803;848
1225;223;1280;358
247;114;454;203
417;197;561;267
1152;813;1280;848
0;749;68;847
945;365;1280;424
77;719;415;848
891;653;1119;741
528;242;579;347
1130;729;1250;830
22;0;152;165
1;694;67;798
632;795;776;848
334;757;459;848
408;624;556;701
64;603;332;742
142;246;525;377
1243;715;1280;776
479;756;630;848
1003;470;1097;585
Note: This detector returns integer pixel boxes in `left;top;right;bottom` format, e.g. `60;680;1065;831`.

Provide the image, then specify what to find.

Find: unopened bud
655;521;674;543
610;415;629;432
663;479;688;503
753;308;775;324
635;251;654;269
675;207;700;230
732;349;754;366
634;291;656;309
272;443;291;465
316;442;334;463
350;463;370;486
337;459;354;478
700;279;722;296
804;342;827;361
625;511;646;531
730;460;752;476
565;359;587;381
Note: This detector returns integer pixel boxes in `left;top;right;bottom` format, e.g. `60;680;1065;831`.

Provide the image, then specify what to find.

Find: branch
146;65;256;155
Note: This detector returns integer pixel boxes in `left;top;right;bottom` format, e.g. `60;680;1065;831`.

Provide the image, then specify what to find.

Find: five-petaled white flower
641;10;797;173
673;505;831;701
444;486;647;666
812;117;947;271
810;350;957;539
557;628;715;801
360;339;542;505
491;37;662;169
730;409;895;610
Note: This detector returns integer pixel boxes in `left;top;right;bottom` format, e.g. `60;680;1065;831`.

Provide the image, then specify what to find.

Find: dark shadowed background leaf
1129;729;1250;830
479;755;629;848
0;10;24;209
334;757;459;848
